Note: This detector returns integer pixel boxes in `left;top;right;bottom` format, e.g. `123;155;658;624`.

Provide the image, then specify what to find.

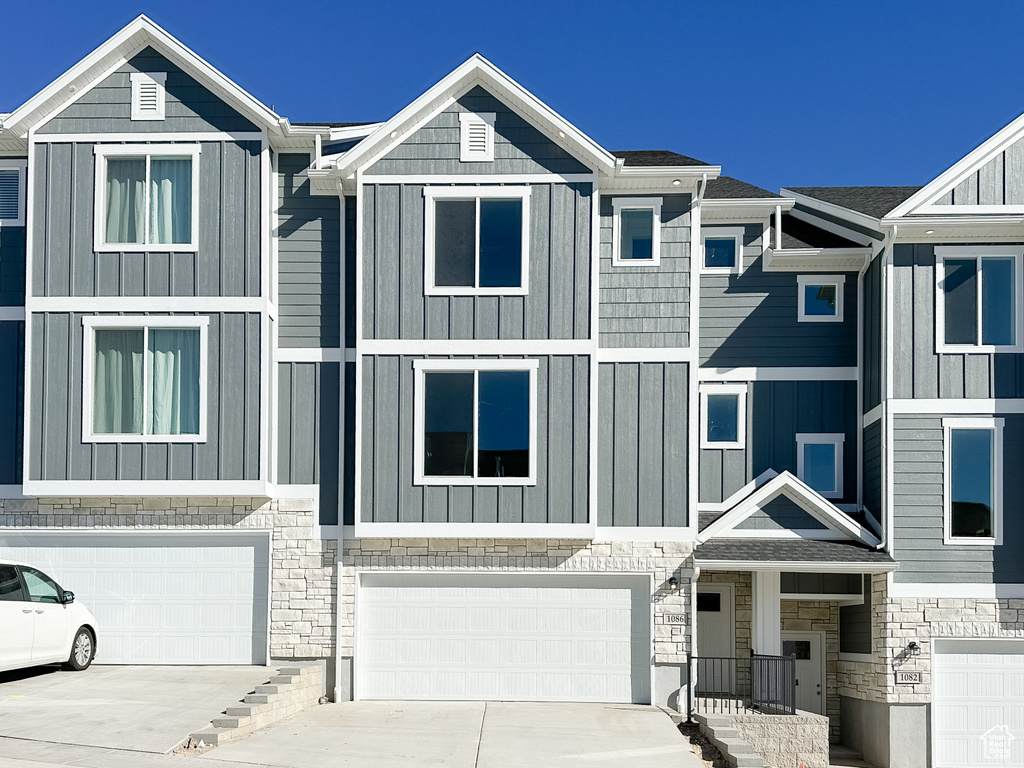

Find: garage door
357;573;651;703
933;640;1024;767
0;531;270;665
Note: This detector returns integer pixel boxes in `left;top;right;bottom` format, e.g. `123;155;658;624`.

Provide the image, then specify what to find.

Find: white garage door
0;531;270;665
357;573;651;703
933;640;1024;767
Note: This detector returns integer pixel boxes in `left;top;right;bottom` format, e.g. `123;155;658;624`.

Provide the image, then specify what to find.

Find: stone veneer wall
781;599;840;739
0;496;336;660
729;711;831;768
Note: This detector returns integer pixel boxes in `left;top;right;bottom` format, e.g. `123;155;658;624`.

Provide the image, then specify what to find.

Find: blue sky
3;1;1022;191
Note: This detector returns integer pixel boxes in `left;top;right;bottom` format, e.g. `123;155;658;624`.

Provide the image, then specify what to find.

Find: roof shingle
611;150;710;167
786;186;922;218
695;538;895;566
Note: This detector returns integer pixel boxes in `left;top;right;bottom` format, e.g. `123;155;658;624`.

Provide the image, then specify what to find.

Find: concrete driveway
200;701;705;768
0;665;272;754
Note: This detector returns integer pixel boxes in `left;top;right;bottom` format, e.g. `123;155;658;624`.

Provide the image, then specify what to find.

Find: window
0;564;25;602
423;186;531;295
700;384;747;449
612;198;662;265
93;144;201;252
796;433;844;499
935;247;1024;352
702;228;744;274
798;275;845;322
0;159;27;227
459;112;495;162
943;418;1003;545
130;72;167;121
696;592;721;612
414;359;539;486
20;567;61;604
82;316;209;443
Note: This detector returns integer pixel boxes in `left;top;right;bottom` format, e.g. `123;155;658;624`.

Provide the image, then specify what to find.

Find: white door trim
781;629;826;716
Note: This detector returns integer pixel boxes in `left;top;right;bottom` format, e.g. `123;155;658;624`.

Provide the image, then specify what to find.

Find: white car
0;561;97;673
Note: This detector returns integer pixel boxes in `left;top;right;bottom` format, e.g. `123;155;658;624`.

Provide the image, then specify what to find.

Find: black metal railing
688;651;796;718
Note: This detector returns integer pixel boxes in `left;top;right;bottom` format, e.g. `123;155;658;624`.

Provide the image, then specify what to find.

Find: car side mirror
62;591;75;604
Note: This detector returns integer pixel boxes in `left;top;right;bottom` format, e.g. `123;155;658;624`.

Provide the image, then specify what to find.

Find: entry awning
694;538;897;573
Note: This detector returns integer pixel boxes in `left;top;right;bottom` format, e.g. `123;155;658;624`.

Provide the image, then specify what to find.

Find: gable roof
695;538;896;572
784;186;922;218
705;176;781;200
611;150;710;167
771;212;862;249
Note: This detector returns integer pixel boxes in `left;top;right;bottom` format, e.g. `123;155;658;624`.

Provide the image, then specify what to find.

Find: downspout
314;133;322;170
877;222;897;553
774;204;782;250
334;178;346;702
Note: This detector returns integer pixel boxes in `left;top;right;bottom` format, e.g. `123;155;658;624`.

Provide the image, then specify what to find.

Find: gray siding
863;420;882;518
700;225;858;367
366;86;589;176
344;361;355;525
935;137;1024;205
700;380;858;504
734;496;827;530
277;361;340;525
839;575;872;655
598;194;691;348
28;312;261;482
360;355;589;524
0;226;26;306
345;196;356;349
362;182;591;340
597;362;689;528
781;572;862;595
40;48;259;134
277;153;340;347
893;243;1024;398
0;321;25;484
31;140;262;298
863;255;882;410
892;414;1024;583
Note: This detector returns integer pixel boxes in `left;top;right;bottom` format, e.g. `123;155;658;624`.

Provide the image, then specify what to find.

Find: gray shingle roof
786;186;922;218
695;538;895;566
291;121;379;128
704;176;781;200
611;150;710;167
771;213;862;249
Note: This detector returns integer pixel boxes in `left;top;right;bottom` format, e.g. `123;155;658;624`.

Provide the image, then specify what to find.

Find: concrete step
730;754;764;768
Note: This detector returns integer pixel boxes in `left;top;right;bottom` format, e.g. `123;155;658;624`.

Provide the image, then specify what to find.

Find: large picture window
82;316;208;443
943;418;1003;545
935;248;1023;352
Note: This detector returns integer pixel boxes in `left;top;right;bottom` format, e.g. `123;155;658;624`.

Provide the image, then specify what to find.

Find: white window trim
797;274;845;323
93;144;201;253
942;417;1004;546
412;358;539;487
422;185;531;296
0;159;27;227
934;246;1024;353
611;197;662;266
458;112;495;162
130;72;167;121
796;433;845;499
81;315;210;444
700;383;747;449
702;227;745;275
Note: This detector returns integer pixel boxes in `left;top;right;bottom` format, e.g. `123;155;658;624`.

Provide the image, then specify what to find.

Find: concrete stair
186;664;323;748
694;713;765;768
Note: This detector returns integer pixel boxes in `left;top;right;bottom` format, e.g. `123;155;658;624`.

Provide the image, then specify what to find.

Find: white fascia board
23;480;269;497
353;522;597;540
763;248;871;272
697;366;858;381
593;526;696;542
696;559;898;574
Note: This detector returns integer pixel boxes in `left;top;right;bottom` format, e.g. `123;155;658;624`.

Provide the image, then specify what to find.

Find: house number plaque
895;671;921;684
664;614;686;624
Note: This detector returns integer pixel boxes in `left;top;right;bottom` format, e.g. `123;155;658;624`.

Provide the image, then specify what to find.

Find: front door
781;630;824;715
697;584;735;694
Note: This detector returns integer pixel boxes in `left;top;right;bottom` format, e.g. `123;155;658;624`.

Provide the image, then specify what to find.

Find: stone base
840;696;929;768
730;710;830;768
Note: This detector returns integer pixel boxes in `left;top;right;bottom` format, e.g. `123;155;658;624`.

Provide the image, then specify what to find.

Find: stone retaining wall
729;711;831;768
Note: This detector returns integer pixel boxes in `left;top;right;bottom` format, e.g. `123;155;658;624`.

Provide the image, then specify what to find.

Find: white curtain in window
105;159;145;244
149;158;192;245
148;329;200;435
93;330;144;434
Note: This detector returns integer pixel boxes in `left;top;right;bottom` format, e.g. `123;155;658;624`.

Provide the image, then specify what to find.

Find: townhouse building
0;15;1019;768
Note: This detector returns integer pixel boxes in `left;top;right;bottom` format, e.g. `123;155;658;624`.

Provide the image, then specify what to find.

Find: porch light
668;577;679;593
672;179;681;186
907;641;921;657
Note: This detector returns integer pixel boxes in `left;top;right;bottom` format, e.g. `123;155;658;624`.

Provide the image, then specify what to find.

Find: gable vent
130;72;167;121
459;112;495;162
0;169;21;222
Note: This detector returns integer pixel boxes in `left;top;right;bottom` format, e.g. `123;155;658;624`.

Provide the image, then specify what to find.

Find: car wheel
64;627;94;671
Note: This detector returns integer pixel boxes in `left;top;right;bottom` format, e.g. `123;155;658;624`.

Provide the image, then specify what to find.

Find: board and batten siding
39;48;259;135
366;86;589;176
277;153;340;348
28;312;261;482
31;140;262;298
0;225;26;306
277;361;340;525
360;355;589;525
700;225;858;367
893;243;1024;398
934;136;1024;206
839;575;872;655
862;420;882;519
598;194;691;348
892;414;1024;583
597;362;688;528
699;380;858;504
0;321;25;484
862;255;882;411
362;182;591;340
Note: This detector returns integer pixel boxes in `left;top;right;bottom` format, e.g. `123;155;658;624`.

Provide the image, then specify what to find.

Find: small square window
943;418;1003;545
612;198;662;266
0;160;27;227
696;592;722;612
700;384;746;449
796;433;844;499
797;275;845;322
702;228;744;274
936;249;1023;352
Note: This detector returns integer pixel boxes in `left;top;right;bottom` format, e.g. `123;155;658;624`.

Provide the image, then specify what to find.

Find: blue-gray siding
597;362;689;528
598;195;691;348
362;182;591;340
699;380;858;504
892;413;1024;583
734;496;827;530
345;196;356;349
863;255;882;410
40;48;259;134
935;138;1024;205
0;226;26;306
839;575;872;654
0;321;25;484
277;361;339;524
344;361;355;525
366;86;589;176
700;225;858;367
782;572;862;595
863;420;882;518
360;355;589;524
277;153;340;348
28;312;261;482
31;140;262;298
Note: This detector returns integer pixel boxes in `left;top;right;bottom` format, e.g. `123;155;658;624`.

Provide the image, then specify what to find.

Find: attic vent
459;112;495;162
130;72;167;121
0;167;23;224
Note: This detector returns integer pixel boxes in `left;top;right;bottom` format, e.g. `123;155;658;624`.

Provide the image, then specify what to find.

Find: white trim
22;480;268;497
412;358;539;487
918;204;1024;215
697;366;858;381
763;248;871;273
129;72;166;121
797;274;845;323
422;185;531;296
595;346;696;363
0;308;25;322
276;347;343;363
593;526;694;542
35;131;267;143
611;197;662;266
699;383;747;449
361;173;598;185
942;417;1004;546
698;559;897;574
458;112;495;162
21;127;34;488
697;469;778;514
589;175;601;535
862;404;882;426
887;582;1024;599
701;226;744;275
93;144;202;253
360;339;591;355
796;433;845;499
933;248;1024;353
712;529;850;540
81;315;210;444
839;652;875;664
353;522;595;539
889;398;1024;414
26;297;265;312
0;159;27;227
